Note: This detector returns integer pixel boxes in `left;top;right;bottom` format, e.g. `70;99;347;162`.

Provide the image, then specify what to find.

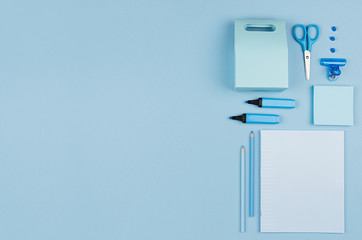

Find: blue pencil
249;131;254;217
241;146;246;232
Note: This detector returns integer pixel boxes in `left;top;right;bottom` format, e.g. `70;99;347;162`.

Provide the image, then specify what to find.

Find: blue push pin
320;58;347;81
330;27;337;53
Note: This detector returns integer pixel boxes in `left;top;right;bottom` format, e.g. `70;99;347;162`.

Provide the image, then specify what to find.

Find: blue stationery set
231;19;352;234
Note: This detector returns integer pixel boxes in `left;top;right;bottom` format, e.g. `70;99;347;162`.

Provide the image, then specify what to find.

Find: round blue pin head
330;48;336;53
330;36;335;41
332;26;337;31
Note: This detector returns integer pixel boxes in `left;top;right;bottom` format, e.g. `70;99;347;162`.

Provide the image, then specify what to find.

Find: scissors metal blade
304;50;311;80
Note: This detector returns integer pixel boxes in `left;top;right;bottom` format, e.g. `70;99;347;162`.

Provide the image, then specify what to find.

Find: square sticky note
313;86;354;126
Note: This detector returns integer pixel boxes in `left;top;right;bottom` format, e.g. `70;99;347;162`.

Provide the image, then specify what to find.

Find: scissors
292;24;319;80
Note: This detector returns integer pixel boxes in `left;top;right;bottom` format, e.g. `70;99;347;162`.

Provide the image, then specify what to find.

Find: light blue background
0;0;361;239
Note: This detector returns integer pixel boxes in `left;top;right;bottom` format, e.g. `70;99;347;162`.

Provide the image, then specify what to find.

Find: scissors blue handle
292;24;319;52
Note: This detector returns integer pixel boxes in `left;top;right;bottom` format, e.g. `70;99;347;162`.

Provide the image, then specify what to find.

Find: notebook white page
260;130;344;233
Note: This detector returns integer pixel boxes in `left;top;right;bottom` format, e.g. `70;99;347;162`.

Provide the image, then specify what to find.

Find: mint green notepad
313;86;354;126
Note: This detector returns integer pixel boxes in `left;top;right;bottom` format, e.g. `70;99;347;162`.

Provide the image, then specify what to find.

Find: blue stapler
320;58;347;81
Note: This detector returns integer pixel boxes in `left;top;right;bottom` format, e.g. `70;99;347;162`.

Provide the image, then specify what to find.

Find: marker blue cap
230;114;279;124
246;98;295;108
246;114;279;124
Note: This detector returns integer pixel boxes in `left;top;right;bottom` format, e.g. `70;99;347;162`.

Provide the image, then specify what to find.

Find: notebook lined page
260;132;277;231
260;130;344;233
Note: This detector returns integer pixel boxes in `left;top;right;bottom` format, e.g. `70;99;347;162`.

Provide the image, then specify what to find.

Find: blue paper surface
0;1;361;240
313;86;354;125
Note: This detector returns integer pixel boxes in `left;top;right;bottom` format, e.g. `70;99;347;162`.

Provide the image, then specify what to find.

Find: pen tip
229;116;233;119
245;101;248;103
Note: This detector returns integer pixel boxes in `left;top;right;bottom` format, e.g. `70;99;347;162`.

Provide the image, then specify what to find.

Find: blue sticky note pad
313;85;354;126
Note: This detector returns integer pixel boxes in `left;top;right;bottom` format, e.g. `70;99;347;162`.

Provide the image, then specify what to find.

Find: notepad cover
313;85;353;126
260;130;344;233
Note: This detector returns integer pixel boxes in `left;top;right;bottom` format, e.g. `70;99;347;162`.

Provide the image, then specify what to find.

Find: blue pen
249;131;254;217
230;114;279;124
246;98;295;109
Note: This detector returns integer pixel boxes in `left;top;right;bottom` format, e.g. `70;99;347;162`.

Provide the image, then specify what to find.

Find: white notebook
260;130;344;233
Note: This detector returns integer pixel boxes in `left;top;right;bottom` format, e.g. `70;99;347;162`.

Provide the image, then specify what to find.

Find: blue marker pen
230;114;279;124
246;98;295;108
